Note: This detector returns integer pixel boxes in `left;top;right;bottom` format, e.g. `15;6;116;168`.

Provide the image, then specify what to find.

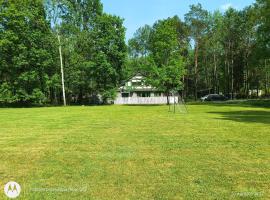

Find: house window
132;81;142;87
154;92;162;97
121;93;129;97
137;92;151;97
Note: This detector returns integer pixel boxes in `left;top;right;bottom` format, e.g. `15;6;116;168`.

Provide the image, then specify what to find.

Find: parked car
200;94;228;102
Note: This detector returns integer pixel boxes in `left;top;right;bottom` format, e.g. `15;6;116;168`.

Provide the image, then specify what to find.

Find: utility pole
57;34;66;106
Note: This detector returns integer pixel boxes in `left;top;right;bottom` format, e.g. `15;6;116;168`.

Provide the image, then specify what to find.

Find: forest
0;0;269;105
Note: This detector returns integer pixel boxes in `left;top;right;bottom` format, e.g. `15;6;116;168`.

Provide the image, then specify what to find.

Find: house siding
115;74;178;105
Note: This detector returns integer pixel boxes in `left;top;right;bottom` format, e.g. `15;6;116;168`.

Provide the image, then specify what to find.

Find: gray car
201;94;227;102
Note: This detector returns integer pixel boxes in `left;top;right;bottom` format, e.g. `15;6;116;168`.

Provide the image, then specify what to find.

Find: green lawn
0;102;269;199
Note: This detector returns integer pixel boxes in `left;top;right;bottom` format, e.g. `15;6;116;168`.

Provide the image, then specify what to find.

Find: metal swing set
168;91;188;114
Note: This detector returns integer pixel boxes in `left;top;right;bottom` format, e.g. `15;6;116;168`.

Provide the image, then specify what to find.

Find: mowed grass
0;102;269;199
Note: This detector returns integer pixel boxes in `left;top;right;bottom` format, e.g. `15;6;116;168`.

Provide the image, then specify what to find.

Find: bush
30;89;47;105
101;89;117;104
0;83;13;103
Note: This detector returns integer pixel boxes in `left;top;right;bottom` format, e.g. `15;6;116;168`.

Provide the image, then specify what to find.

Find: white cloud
221;3;233;11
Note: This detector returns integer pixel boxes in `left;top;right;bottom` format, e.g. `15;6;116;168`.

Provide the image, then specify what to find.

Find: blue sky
101;0;255;40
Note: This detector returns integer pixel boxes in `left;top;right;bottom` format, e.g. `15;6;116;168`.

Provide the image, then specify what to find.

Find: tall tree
256;0;270;56
221;8;243;99
128;25;151;58
148;16;186;104
206;11;223;94
0;0;56;104
46;0;127;104
185;4;208;100
92;13;127;103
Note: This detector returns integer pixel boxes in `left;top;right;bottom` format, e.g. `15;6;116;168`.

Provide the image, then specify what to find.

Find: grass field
0;102;269;199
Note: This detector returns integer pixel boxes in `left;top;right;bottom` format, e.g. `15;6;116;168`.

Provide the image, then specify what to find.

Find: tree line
128;1;270;101
0;0;269;106
0;0;126;105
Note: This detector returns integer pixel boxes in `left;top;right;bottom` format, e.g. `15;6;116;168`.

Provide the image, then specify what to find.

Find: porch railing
114;96;178;105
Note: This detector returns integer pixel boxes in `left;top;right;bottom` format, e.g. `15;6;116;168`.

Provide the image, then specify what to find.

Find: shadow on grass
208;110;270;124
122;104;165;107
188;99;270;109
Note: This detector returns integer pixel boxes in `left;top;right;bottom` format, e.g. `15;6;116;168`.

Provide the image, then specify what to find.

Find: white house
114;74;178;105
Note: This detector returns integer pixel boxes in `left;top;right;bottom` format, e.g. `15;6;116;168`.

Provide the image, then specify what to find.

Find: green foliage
127;2;270;101
184;3;208;42
52;1;127;104
256;0;270;56
128;25;151;58
0;0;127;105
147;56;185;94
93;13;127;89
100;88;117;104
30;88;47;104
128;17;186;98
149;16;182;66
0;0;57;105
1;0;270;105
0;82;12;103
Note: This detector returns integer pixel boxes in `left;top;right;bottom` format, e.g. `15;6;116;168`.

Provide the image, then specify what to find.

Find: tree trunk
231;58;234;100
244;64;248;98
226;59;230;97
265;59;269;96
213;54;217;94
182;75;185;99
166;93;170;105
186;75;189;99
194;41;199;101
257;80;259;98
78;87;83;104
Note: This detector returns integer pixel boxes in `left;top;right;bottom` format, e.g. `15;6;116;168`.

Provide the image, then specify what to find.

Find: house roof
118;72;164;92
119;71;149;85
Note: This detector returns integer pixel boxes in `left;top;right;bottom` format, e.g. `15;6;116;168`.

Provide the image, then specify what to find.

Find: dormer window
132;81;142;87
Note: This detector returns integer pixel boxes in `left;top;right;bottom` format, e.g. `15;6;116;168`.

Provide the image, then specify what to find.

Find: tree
0;0;56;105
147;56;185;104
148;17;186;104
239;6;258;97
221;8;245;99
256;0;270;56
91;13;127;103
185;4;208;100
45;0;127;104
205;11;223;94
254;0;270;96
128;25;151;58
